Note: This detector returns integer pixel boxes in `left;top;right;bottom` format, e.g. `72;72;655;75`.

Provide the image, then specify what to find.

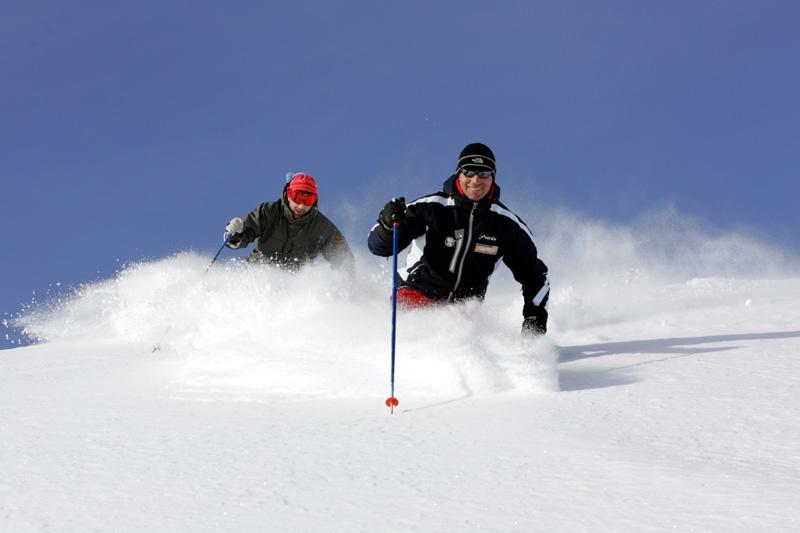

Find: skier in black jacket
368;143;549;335
224;172;354;271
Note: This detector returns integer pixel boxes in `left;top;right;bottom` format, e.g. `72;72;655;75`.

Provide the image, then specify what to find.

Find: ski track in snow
3;219;800;532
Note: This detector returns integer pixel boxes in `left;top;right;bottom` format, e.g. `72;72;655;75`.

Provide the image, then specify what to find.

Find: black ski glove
378;197;406;234
522;306;548;335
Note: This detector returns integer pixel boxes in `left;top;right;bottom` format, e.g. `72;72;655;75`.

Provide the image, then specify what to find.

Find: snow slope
2;213;800;532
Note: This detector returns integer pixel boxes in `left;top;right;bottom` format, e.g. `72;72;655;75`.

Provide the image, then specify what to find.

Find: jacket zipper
448;229;465;273
448;203;476;302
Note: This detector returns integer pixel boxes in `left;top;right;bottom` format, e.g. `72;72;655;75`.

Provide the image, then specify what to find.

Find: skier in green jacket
224;172;354;271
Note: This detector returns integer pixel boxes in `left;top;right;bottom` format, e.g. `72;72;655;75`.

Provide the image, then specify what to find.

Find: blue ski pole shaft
207;234;232;270
152;234;232;353
386;222;400;413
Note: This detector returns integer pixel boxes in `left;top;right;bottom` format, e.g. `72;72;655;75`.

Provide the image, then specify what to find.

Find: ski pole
385;221;400;413
206;234;232;271
151;234;232;353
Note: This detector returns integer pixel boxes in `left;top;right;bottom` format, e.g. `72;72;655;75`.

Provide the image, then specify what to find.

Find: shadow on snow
556;330;800;392
558;330;800;363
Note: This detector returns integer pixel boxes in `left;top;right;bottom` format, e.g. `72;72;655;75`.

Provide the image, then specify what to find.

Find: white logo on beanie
471;157;484;164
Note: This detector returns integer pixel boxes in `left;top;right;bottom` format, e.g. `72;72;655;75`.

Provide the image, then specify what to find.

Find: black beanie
456;143;496;173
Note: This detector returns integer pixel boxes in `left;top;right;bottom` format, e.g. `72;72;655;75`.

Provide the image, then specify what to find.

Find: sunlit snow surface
4;210;800;532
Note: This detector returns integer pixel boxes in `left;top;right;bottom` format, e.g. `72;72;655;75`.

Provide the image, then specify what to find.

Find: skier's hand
522;307;548;336
225;217;245;248
378;197;406;232
225;217;244;237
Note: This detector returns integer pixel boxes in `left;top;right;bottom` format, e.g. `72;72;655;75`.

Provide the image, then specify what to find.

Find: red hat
286;172;318;206
286;172;318;195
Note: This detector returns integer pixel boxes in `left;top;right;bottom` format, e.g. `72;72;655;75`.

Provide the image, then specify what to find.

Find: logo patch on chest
445;236;457;247
474;243;499;255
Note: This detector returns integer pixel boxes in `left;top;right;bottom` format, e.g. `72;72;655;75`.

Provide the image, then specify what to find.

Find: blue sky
2;1;799;347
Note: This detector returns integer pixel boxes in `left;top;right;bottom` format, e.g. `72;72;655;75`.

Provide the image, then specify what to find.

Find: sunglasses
461;169;494;179
288;189;317;206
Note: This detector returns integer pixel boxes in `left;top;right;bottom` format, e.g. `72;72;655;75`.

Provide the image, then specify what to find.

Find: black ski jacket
228;197;354;271
368;175;549;318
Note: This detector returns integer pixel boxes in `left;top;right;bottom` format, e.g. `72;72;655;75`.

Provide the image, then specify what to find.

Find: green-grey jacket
227;199;354;271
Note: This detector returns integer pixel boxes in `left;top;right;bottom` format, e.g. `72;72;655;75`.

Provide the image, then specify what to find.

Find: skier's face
287;197;313;218
458;170;493;201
